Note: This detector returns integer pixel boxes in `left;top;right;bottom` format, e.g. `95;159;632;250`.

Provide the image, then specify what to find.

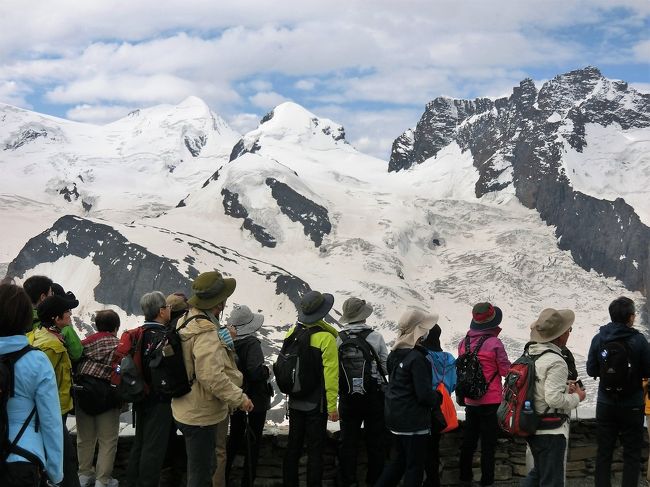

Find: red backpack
497;343;568;436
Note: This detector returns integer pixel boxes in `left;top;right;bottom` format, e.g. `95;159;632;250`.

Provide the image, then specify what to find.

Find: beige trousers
212;415;230;487
76;407;121;484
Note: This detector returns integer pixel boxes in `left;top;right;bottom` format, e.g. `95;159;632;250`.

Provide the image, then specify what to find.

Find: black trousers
61;414;81;487
595;401;644;487
176;421;217;487
423;428;441;487
338;392;386;487
459;404;499;486
523;434;567;487
126;401;173;487
0;461;40;487
374;433;429;487
226;410;267;487
282;408;328;487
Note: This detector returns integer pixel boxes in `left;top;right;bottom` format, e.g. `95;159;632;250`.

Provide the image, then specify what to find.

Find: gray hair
140;291;166;321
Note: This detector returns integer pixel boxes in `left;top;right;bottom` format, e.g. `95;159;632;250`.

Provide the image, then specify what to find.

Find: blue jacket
0;335;63;483
586;322;650;407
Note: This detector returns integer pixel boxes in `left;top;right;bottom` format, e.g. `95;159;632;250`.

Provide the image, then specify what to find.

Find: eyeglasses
161;305;172;310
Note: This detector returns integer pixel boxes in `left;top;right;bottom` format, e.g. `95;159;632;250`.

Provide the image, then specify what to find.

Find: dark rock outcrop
265;178;331;247
7;215;191;314
5;127;48;150
221;188;277;248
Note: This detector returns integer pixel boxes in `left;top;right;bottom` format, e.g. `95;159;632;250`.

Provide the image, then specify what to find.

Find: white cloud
226;112;260;134
294;79;316;91
249;91;290;110
630;82;650;93
65;104;134;124
632;39;650;62
0;79;30;107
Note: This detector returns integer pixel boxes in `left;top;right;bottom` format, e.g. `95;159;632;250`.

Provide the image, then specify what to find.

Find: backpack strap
2;346;37;397
469;335;499;387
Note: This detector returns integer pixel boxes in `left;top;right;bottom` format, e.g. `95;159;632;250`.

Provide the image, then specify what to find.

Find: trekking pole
244;411;255;487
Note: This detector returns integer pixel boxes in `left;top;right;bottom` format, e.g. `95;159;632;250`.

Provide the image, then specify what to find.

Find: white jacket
528;342;581;436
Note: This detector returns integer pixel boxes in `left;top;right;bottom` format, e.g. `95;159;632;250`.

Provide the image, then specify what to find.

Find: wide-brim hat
227;304;264;336
470;302;503;330
393;308;438;349
530;308;575;343
37;295;74;322
188;271;236;310
298;290;334;324
340;297;373;324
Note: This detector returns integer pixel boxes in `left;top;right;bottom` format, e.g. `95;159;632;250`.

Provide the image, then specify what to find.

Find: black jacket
234;335;272;411
384;346;442;433
586;322;650;407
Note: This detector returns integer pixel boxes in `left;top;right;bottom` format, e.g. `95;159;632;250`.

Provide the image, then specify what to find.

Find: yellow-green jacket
286;320;339;413
27;326;73;415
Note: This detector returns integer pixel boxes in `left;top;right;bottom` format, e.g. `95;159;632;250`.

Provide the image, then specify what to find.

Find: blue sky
0;0;648;159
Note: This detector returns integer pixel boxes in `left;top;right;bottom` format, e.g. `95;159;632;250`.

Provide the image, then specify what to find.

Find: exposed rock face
389;67;650;305
221;188;277;248
265;178;331;247
5;127;49;150
7;215;191;314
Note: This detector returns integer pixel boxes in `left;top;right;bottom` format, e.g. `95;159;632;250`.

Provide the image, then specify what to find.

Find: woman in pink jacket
457;302;511;487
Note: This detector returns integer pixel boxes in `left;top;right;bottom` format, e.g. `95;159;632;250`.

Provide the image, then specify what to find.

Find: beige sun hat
530;308;575;343
392;308;439;350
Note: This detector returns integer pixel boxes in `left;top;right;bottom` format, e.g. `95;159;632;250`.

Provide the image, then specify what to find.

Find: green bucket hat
188;271;236;310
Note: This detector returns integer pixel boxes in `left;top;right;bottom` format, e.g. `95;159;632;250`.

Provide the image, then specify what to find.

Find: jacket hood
0;334;29;354
527;341;563;356
301;319;339;337
467;327;502;338
28;327;66;354
178;308;218;338
598;322;639;342
341;322;373;333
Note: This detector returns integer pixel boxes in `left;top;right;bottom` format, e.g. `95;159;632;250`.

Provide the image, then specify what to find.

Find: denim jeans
283;408;328;487
176;421;217;487
459;404;499;486
374;433;429;487
522;434;566;487
595;401;644;487
339;392;387;487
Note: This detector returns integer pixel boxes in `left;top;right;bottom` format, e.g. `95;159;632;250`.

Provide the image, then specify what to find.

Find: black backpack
74;374;120;416
149;314;208;399
455;335;497;401
1;346;43;470
273;324;322;398
598;339;632;395
338;329;387;396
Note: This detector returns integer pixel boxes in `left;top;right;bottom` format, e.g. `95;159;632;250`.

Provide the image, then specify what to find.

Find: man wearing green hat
171;271;253;487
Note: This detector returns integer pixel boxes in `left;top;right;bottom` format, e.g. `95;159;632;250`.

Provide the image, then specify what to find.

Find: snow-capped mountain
2;69;648;409
390;66;650;311
0;96;239;228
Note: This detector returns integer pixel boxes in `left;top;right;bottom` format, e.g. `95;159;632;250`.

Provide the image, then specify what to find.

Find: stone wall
107;419;648;486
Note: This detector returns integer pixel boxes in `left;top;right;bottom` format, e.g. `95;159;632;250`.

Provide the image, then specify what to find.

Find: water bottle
523;400;533;414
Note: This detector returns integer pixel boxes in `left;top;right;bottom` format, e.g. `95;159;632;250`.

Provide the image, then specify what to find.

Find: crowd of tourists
1;270;649;487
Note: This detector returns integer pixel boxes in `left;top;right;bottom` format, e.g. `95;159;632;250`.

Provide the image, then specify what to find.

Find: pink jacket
457;327;511;405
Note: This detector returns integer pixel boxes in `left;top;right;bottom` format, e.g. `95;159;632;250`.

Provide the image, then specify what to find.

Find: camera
576;379;584;389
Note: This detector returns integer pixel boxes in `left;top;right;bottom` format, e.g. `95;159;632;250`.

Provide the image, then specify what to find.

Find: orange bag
437;382;458;433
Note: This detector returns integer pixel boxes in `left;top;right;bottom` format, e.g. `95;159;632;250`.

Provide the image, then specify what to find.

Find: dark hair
0;284;34;336
23;275;53;305
608;296;635;324
94;310;121;333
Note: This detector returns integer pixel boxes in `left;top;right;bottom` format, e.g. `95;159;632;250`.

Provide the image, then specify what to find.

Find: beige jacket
528;342;581;436
171;308;246;426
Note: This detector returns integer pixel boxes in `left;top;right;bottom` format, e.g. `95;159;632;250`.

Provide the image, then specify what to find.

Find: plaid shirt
78;332;119;380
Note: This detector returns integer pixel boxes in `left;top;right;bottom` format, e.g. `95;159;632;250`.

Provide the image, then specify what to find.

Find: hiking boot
78;474;95;487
